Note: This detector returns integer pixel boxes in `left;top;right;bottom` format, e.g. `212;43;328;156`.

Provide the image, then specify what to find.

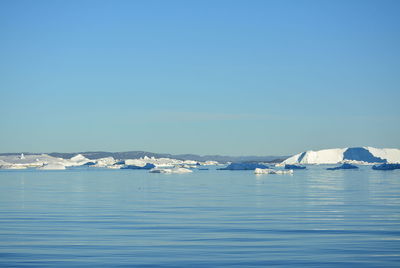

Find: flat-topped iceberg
219;163;269;170
283;147;400;165
254;168;293;175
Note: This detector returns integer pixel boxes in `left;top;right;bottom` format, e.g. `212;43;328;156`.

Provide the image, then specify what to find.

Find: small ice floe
149;167;193;174
372;163;400;170
37;163;66;170
254;168;293;175
326;163;359;170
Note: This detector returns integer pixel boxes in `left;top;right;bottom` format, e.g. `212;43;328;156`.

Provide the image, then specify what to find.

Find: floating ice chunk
121;163;156;170
149;167;193;174
372;163;400;170
219;162;269;170
285;164;306;170
326;163;359;170
254;168;293;175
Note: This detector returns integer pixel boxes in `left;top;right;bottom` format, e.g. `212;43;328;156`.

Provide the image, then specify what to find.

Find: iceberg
37;163;66;170
218;163;269;170
254;168;293;175
66;154;91;166
326;163;359;170
372;163;400;170
93;157;116;167
149;167;193;174
0;154;68;168
121;163;156;170
0;164;28;169
283;147;400;165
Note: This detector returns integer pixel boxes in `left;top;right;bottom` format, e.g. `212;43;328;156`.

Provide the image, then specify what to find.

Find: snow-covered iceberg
65;154;91;166
92;157;116;167
218;163;269;170
37;163;66;170
0;154;68;169
283;147;400;165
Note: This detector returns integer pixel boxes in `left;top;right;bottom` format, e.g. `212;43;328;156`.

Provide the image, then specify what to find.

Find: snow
366;147;400;164
283;147;400;165
93;157;116;167
283;148;346;165
66;154;91;166
124;159;148;167
0;154;66;168
149;167;193;174
254;168;293;175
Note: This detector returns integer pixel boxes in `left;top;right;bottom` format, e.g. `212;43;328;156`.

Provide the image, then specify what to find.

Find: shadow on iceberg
326;163;359;170
285;164;306;170
343;147;386;163
218;163;268;170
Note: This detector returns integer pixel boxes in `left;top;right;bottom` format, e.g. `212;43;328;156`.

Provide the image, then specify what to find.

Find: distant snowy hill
283;147;400;164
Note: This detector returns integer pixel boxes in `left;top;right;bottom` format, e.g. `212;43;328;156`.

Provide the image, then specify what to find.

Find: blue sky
0;0;399;155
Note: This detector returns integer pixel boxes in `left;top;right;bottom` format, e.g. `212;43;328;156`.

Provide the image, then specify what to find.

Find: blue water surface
0;166;399;267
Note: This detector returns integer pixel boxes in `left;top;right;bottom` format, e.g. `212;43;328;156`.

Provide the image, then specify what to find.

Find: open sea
0;166;399;267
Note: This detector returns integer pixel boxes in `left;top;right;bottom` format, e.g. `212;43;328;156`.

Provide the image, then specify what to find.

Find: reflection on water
0;167;400;267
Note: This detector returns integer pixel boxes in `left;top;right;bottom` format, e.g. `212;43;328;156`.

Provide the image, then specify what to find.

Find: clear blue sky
1;0;399;156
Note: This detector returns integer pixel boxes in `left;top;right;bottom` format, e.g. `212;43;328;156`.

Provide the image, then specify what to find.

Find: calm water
0;166;399;267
